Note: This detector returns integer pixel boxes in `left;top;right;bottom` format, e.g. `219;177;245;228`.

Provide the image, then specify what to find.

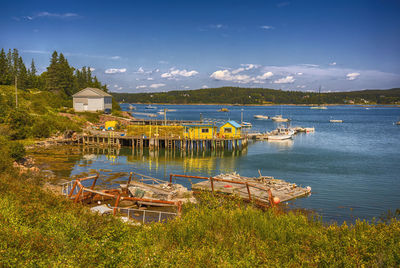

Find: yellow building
218;120;242;138
183;124;217;139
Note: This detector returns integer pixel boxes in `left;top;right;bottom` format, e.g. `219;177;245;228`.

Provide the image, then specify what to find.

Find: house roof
72;88;112;98
219;120;242;128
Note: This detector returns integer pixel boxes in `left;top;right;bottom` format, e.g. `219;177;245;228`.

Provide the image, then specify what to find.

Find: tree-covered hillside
0;48;107;97
113;87;400;105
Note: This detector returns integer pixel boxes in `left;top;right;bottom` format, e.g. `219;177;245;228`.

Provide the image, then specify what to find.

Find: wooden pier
76;131;248;151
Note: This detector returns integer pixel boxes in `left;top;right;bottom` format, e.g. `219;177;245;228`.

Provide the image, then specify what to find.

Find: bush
0;136;11;172
9;141;25;162
31;119;51;138
6;109;32;140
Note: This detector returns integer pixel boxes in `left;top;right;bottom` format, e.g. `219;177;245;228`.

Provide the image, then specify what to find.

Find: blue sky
1;0;400;92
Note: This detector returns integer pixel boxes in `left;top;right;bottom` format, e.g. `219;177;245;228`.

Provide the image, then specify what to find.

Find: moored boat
254;115;269;120
218;108;229;112
267;127;294;141
145;105;157;110
330;119;343;123
271;115;290;122
240;121;252;128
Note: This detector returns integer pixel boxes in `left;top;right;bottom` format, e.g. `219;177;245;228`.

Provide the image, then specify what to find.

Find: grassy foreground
0;171;399;267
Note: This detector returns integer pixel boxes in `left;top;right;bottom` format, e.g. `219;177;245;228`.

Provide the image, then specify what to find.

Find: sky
1;0;400;93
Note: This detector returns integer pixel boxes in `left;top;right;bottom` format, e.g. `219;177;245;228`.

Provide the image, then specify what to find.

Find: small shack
218;121;241;138
183;124;217;139
73;87;112;112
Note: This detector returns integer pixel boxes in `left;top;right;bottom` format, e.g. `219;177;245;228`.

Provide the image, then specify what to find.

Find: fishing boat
218;108;229;112
267;127;294;141
240;122;252;128
145;105;157;110
254;115;269;120
271;115;290;122
330;119;343;123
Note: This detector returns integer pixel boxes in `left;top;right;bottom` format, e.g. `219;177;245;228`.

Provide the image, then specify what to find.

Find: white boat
128;104;136;110
157;111;165;115
330;119;343;123
271;115;290;122
311;105;327;109
241;122;252;128
145;105;157;110
268;127;294;141
254;115;269;120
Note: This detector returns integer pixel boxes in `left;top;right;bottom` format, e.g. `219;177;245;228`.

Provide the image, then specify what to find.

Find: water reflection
266;139;294;150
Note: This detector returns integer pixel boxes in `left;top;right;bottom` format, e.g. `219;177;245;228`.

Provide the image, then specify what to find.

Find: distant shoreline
121;103;400;107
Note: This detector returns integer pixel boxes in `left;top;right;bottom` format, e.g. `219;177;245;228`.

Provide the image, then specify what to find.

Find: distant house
72;88;112;112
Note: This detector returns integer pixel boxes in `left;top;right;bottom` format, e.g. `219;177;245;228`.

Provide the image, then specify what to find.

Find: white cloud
296;85;306;89
110;56;121;60
136;85;147;89
149;83;166;89
202;85;209;89
184;86;190;89
147;77;154;81
231;64;260;74
256;72;274;80
329;62;337;66
136;67;160;75
105;68;126;74
23;12;79;20
346;72;360;80
89;67;95;71
260;25;274;30
274;76;295;84
161;68;199;78
114;85;118;88
158;60;169;64
296;72;303;76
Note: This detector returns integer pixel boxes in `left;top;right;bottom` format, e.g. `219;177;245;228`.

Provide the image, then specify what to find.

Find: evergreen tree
0;48;8;84
57;53;75;96
45;51;60;91
27;59;37;88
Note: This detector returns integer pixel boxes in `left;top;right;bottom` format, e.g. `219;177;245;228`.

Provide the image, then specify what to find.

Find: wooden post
91;174;99;190
210;177;214;194
246;182;252;201
68;180;77;198
169;174;173;186
114;194;121;216
127;172;133;185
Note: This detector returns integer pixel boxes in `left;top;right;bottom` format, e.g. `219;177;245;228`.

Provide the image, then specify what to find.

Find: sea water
69;104;400;223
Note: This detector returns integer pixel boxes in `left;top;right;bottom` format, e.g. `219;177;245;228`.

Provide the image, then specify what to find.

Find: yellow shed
218;121;242;138
183;124;217;139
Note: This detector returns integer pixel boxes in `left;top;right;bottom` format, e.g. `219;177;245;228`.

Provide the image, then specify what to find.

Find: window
201;128;209;133
224;127;232;133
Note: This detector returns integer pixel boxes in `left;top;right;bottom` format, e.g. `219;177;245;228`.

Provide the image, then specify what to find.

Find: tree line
0;48;107;97
113;87;400;105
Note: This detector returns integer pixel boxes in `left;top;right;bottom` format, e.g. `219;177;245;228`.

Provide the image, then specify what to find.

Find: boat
271;115;290;122
145;105;157;110
330;119;343;123
310;102;327;109
128;104;136;110
267;127;294;141
218;108;229;112
157;111;165;115
240;122;252;128
254;115;269;120
310;87;327;110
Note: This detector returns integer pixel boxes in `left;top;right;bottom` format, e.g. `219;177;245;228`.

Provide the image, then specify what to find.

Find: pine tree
45;51;59;91
57;53;75;96
27;59;37;88
17;56;28;89
0;48;8;85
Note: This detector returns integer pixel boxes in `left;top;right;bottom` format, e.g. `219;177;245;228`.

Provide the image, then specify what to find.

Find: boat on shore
271;115;290;122
254;115;269;120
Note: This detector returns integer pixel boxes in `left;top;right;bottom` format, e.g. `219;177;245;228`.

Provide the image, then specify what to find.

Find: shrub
9;141;25;162
0;136;11;172
31;119;51;138
6;109;32;140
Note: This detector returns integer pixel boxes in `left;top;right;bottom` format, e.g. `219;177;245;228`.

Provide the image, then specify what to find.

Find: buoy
273;197;280;205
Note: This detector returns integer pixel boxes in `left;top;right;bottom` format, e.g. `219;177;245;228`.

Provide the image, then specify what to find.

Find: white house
72;88;112;112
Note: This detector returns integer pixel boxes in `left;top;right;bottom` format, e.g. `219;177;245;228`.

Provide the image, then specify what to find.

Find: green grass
0;170;399;267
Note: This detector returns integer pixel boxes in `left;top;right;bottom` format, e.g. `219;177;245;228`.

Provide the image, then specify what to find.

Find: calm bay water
69;104;400;223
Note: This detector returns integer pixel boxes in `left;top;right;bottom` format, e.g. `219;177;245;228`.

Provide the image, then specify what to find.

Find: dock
170;172;311;207
75;130;248;151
